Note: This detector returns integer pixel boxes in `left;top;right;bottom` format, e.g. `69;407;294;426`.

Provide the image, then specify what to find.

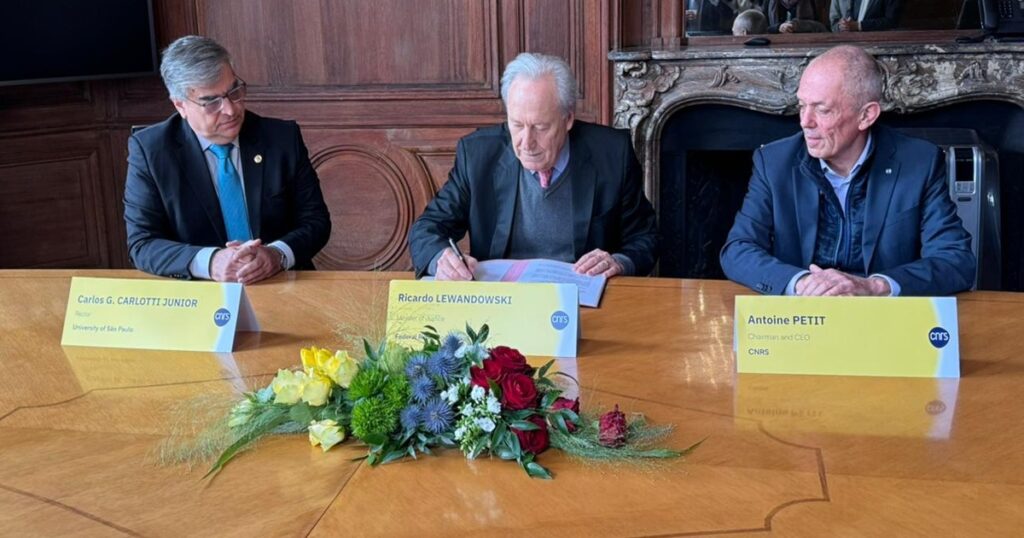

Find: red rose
470;358;505;388
500;372;538;410
489;346;530;375
512;415;550;454
599;404;628;448
549;397;581;433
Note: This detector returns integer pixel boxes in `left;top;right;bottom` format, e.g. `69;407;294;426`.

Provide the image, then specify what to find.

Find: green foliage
380;341;413;374
348;367;388;401
351;396;398;441
381;374;411;414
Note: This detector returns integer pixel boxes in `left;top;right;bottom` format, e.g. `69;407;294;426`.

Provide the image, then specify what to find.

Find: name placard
61;277;259;352
734;296;959;378
386;280;578;357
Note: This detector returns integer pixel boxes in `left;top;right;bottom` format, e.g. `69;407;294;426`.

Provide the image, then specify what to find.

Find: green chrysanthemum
347;367;388;401
380;341;414;374
382;374;411;414
350;396;399;441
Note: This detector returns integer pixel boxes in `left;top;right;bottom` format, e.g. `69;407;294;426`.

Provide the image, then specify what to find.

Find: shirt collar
194;131;240;153
819;132;873;182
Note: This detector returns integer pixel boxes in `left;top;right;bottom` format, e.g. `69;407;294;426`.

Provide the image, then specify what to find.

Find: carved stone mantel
609;42;1024;210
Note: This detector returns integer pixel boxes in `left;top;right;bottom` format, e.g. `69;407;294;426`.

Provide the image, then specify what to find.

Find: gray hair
500;53;577;116
733;9;768;35
808;45;883;108
160;35;233;101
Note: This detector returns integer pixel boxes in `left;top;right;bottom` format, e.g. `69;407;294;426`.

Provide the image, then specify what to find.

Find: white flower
454;426;466;440
470;385;486;402
476;417;496;433
486;396;501;414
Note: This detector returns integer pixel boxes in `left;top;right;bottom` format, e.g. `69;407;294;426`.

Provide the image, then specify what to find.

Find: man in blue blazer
124;36;330;284
720;45;975;296
408;53;658;280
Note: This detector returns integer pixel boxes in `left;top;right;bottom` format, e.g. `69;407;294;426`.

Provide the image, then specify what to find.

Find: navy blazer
407;121;659;277
124;112;331;279
720;125;976;296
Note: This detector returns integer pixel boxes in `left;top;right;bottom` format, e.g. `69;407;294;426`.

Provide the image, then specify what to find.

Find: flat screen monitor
0;0;158;87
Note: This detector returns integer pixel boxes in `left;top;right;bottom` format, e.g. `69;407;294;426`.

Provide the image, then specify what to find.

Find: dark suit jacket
407;121;659;277
720;125;976;296
767;0;826;33
124;112;331;279
830;0;904;31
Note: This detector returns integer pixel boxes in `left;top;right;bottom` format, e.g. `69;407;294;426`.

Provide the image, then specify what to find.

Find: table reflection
734;373;960;439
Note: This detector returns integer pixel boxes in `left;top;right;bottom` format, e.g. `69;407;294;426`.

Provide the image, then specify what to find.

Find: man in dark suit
124;36;330;284
830;0;904;32
407;53;658;280
720;45;975;296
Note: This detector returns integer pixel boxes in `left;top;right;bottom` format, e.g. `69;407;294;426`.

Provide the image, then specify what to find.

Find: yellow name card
386;280;578;357
61;277;259;352
734;296;959;378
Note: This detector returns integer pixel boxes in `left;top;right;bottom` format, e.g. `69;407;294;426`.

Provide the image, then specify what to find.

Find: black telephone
979;0;1024;35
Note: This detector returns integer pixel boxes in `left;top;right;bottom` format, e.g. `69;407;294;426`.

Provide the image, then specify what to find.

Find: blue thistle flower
405;353;429;379
426;350;461;380
421;397;454;434
400;405;422;431
410;375;435;403
440;333;462;355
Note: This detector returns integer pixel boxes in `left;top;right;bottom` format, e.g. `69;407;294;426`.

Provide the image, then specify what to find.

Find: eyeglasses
187;79;247;114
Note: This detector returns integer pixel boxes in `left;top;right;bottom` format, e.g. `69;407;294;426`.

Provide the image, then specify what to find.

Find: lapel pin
885;168;892;174
254;154;263;164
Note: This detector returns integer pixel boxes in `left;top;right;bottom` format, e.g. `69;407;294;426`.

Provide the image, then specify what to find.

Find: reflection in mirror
686;0;981;37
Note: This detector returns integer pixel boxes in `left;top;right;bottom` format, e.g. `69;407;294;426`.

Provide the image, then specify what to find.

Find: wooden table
1;270;1022;536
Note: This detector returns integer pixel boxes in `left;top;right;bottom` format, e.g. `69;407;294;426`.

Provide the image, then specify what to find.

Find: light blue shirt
187;132;295;279
786;133;901;296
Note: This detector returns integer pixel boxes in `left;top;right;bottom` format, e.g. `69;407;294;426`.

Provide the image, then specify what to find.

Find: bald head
804;45;883;109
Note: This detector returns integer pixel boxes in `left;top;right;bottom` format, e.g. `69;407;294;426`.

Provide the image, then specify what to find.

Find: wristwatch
269;246;288;271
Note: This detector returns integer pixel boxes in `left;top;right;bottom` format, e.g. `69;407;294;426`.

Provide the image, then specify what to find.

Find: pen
448;237;474;280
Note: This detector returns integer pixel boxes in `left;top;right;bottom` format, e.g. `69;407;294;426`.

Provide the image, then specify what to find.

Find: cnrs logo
214;308;232;327
928;327;950;349
550;311;570;331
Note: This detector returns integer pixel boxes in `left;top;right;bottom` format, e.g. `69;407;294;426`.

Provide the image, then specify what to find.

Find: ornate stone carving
613;62;681;130
880;58;940;112
709;66;741;88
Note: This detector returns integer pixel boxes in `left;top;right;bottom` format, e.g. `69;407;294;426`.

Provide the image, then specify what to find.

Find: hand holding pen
436;237;477;281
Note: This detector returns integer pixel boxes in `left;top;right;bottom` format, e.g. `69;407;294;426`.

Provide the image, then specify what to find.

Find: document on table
473;259;607;307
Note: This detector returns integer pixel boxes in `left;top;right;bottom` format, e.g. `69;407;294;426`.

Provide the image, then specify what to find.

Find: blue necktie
209;144;252;241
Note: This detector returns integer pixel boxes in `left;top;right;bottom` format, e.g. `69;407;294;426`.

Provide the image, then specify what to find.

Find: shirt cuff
785;270;810;295
612;254;636;276
267;240;294;270
188;247;218;280
426;249;445;277
870;273;901;296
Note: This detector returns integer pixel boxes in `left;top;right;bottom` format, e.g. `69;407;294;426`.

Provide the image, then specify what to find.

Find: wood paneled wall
0;0;623;271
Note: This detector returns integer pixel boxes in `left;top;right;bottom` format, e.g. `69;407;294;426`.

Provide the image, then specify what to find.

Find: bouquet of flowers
205;324;698;479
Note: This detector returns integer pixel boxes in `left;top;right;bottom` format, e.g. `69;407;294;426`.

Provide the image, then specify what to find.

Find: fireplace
610;42;1024;291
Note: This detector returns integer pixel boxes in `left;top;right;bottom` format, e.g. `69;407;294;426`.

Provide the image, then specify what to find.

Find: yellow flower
301;346;334;374
308;419;346;452
325;350;359;388
270;369;304;405
301;374;332;406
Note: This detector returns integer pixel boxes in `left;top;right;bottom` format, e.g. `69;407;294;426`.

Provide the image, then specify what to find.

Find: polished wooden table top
1;270;1023;536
